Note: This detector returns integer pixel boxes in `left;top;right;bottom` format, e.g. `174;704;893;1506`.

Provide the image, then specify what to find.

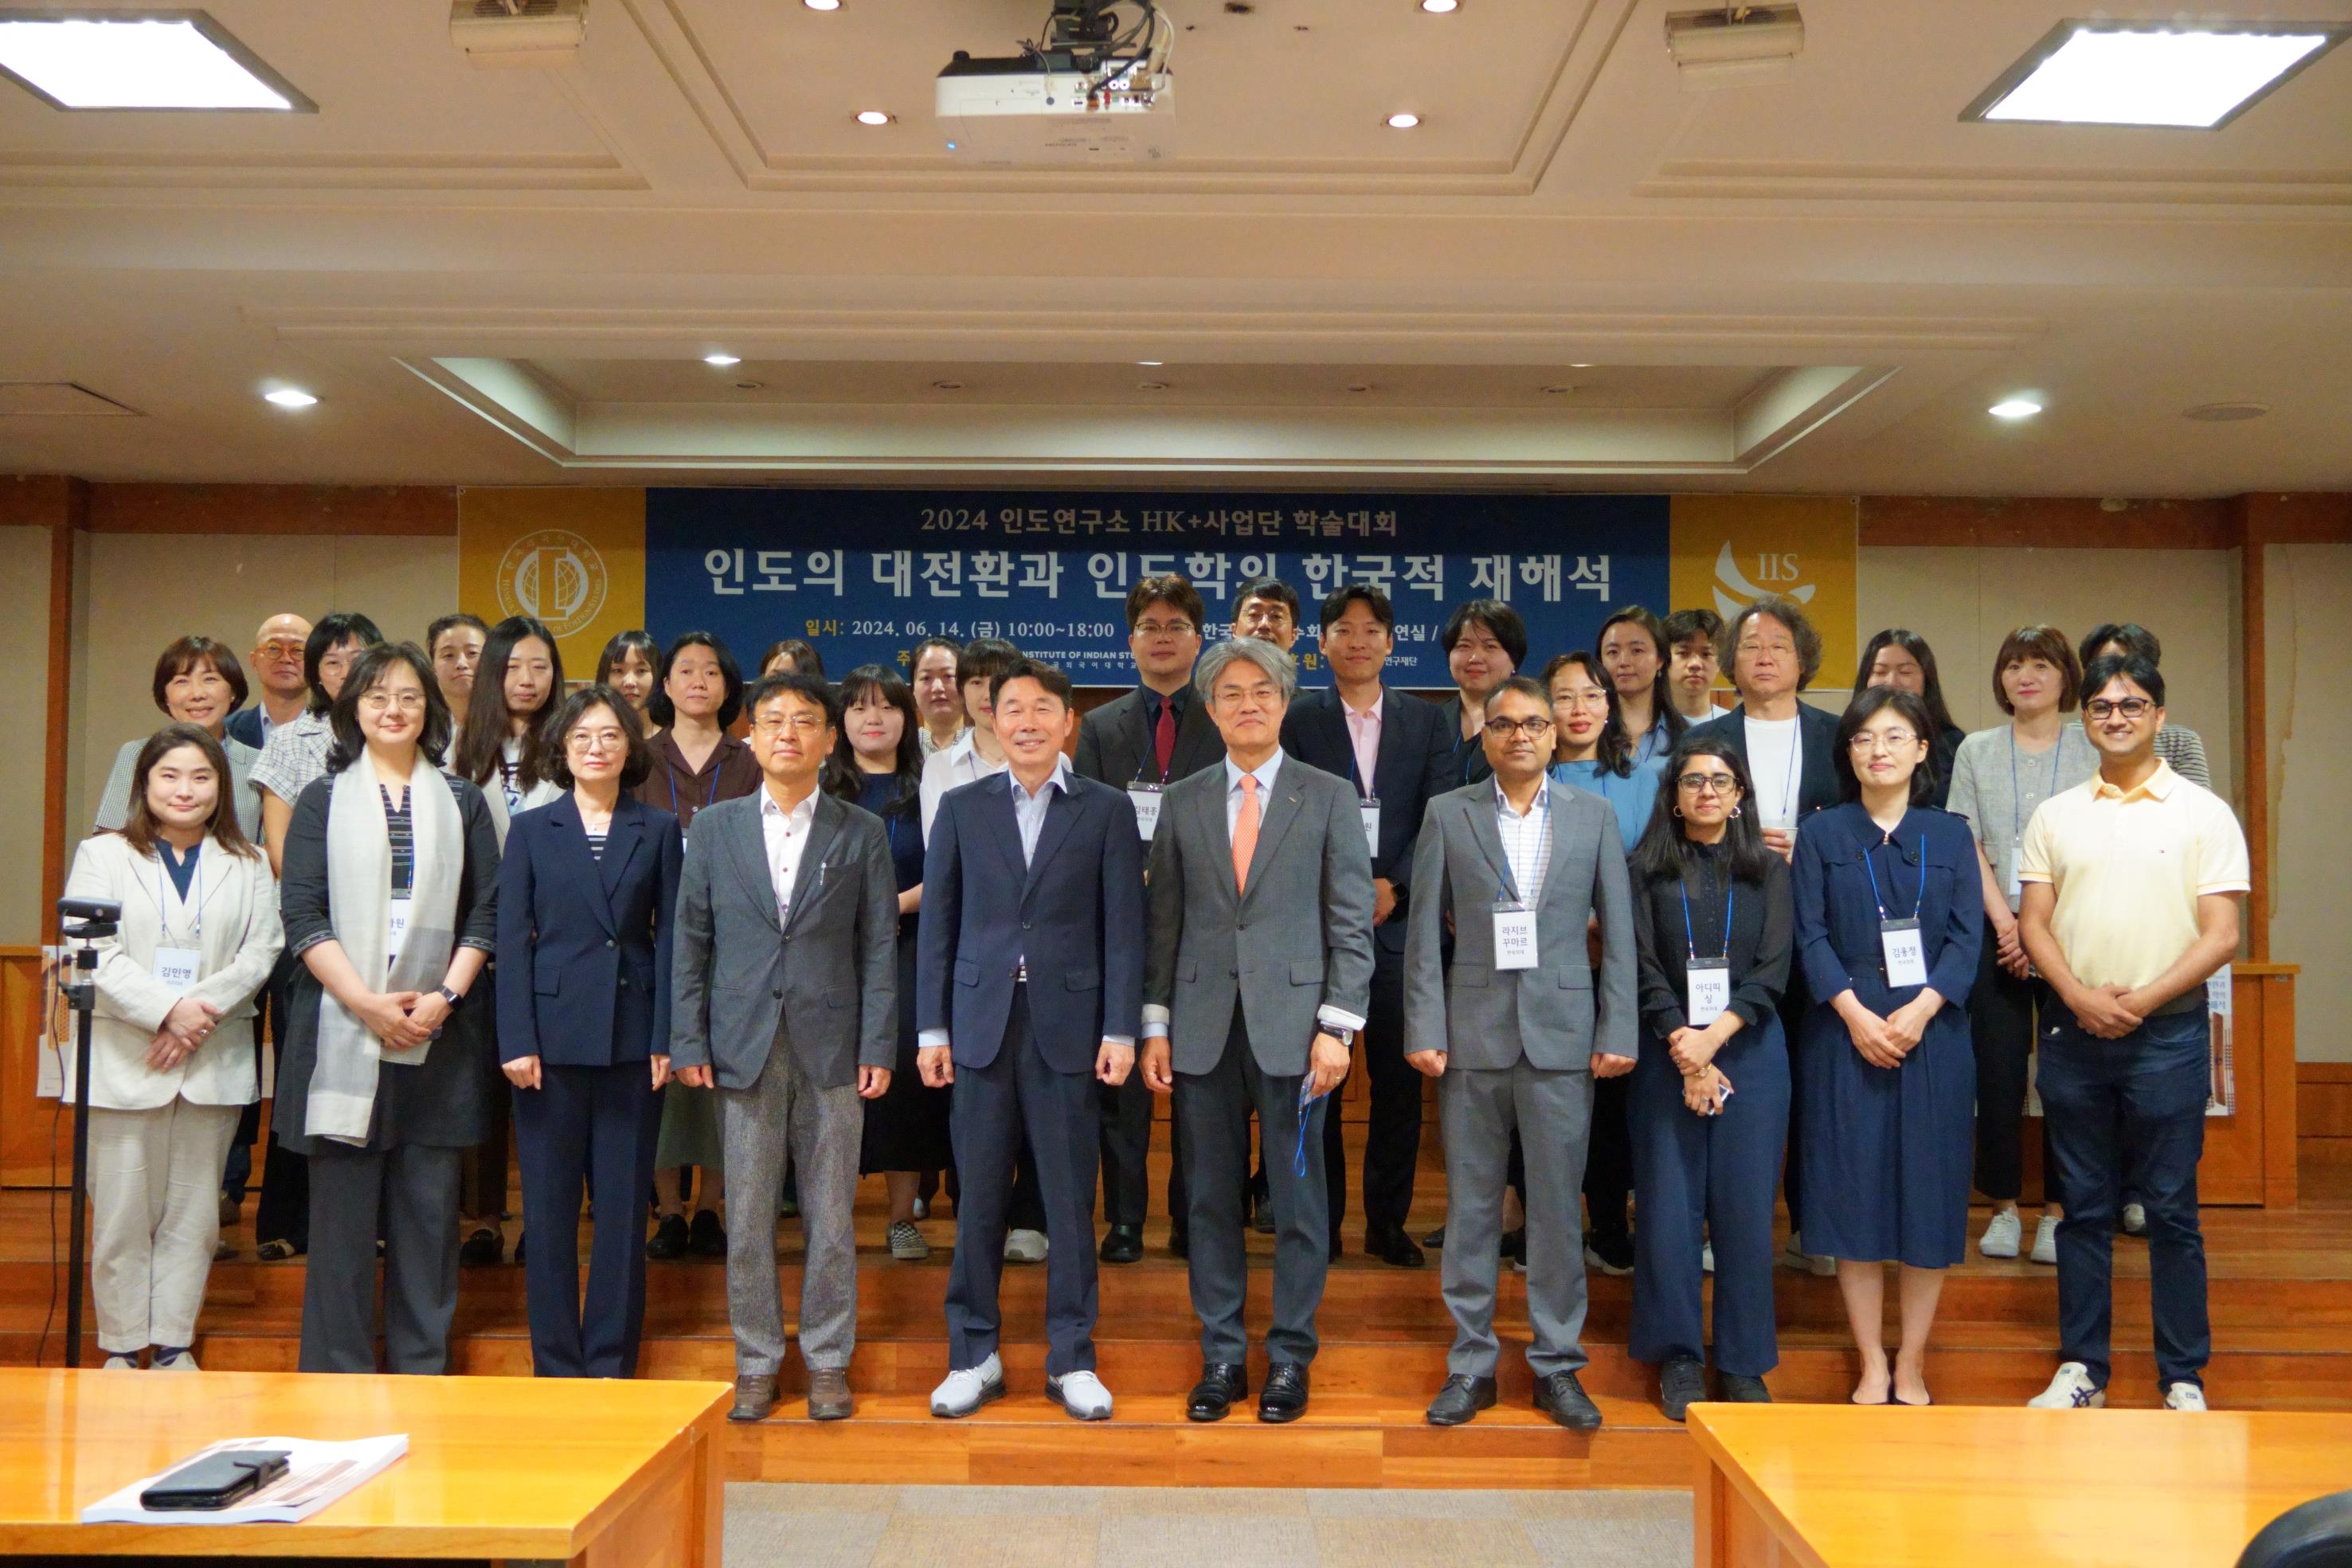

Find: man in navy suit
918;658;1146;1421
1280;585;1454;1268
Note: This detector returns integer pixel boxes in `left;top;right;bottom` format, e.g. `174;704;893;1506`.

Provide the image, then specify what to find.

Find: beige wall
0;528;51;946
2267;542;2350;1062
68;533;459;838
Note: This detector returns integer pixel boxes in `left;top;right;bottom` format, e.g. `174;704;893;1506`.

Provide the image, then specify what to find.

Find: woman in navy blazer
496;684;683;1378
1791;686;1981;1409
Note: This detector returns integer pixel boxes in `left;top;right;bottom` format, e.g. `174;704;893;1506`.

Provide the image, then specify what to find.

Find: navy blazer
495;792;683;1068
1280;685;1454;958
224;706;267;753
916;770;1145;1076
1685;700;1845;823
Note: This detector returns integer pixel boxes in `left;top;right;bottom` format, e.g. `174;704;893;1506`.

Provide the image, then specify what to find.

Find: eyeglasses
566;729;627;753
1552;689;1610;713
753;714;828;736
358;690;425;713
1736;638;1795;657
1847;729;1920;752
1677;772;1740;795
256;639;305;660
1483;716;1554;739
1135;620;1196;639
2084;698;2156;721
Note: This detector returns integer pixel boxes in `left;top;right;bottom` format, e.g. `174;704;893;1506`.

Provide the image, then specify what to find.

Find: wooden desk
1690;1403;2350;1568
0;1368;730;1564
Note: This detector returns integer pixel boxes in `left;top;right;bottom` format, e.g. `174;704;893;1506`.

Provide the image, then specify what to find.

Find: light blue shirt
1010;756;1071;866
1549;756;1665;856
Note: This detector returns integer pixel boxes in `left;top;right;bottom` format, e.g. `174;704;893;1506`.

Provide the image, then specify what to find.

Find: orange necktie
1232;774;1260;896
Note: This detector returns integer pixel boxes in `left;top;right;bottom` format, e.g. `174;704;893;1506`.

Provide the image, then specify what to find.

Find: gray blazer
669;789;898;1091
1144;753;1376;1077
1401;779;1638;1073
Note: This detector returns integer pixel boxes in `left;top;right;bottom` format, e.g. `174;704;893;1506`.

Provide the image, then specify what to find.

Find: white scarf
307;763;461;1145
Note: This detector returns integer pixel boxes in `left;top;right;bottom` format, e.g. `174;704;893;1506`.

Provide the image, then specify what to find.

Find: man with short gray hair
1139;637;1375;1425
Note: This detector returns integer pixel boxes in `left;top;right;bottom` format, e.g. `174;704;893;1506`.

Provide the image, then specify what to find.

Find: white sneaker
1004;1229;1048;1264
151;1350;198;1371
2122;1202;2148;1236
1978;1208;2022;1258
930;1353;1006;1418
2029;1214;2060;1265
2163;1382;2209;1412
1780;1232;1837;1277
1701;1241;1715;1275
2026;1363;2105;1410
1048;1370;1114;1421
102;1354;138;1371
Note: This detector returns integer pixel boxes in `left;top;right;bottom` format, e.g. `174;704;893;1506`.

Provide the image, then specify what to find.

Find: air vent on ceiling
0;382;141;417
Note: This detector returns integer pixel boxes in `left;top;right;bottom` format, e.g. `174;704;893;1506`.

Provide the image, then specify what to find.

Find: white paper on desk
80;1433;408;1525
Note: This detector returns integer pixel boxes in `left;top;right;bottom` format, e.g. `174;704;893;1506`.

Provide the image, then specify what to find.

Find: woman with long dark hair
825;665;946;1260
1626;735;1792;1419
1853;629;1965;808
276;643;501;1374
1794;686;1982;1406
1597;605;1686;768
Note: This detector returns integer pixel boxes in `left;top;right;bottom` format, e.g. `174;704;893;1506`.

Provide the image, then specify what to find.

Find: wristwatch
1327;1025;1357;1047
436;985;463;1009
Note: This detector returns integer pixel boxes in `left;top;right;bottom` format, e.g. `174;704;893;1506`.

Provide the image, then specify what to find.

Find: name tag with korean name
1881;917;1927;988
1687;965;1730;1026
1493;901;1536;971
387;898;413;967
153;947;201;996
1127;783;1163;841
2002;847;2022;903
1358;798;1381;855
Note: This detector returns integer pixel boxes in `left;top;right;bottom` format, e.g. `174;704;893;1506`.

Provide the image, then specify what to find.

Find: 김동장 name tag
1358;798;1381;855
1493;898;1536;971
1687;964;1730;1027
153;947;201;996
386;897;413;966
1127;782;1163;841
1880;917;1927;988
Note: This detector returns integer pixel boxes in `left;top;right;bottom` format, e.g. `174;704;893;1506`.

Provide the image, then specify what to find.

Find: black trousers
1099;1066;1155;1229
300;1141;461;1374
1580;1073;1634;1247
513;1061;661;1378
1970;925;2057;1203
252;959;308;1250
945;986;1102;1374
1319;951;1417;1237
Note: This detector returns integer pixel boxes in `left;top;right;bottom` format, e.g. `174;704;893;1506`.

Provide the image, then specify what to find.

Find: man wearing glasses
2017;652;2247;1414
670;671;899;1425
1401;676;1637;1433
1076;574;1225;1263
226;612;313;751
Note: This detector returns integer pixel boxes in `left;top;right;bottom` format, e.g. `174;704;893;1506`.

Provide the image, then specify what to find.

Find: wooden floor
3;1144;2347;1490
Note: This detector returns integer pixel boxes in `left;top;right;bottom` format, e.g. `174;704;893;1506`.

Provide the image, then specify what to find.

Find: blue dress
1791;803;1982;1268
855;769;949;1172
1549;756;1665;856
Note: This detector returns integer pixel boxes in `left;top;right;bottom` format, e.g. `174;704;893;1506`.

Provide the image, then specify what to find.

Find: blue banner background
645;490;1671;686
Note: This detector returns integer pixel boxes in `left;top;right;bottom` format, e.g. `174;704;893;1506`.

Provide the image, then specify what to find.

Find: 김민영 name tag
153;947;201;996
1493;906;1536;971
1881;917;1927;988
1127;783;1163;841
1687;964;1730;1026
1358;800;1381;854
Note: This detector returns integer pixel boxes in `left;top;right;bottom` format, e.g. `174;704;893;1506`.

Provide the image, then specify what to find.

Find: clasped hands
145;996;222;1072
1836;988;1941;1069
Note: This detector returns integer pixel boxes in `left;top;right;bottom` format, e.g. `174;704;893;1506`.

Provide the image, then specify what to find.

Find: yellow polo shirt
2016;761;2249;991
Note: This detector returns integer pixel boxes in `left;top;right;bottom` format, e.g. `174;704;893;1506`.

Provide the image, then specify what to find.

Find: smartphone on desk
139;1448;290;1511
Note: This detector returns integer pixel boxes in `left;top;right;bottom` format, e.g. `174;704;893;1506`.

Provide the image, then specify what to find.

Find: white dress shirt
1342;690;1383;797
1494;777;1553;906
918;730;1008;846
760;786;820;922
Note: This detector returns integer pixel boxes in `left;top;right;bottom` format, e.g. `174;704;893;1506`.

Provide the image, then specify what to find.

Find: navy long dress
856;769;952;1174
1792;803;1982;1269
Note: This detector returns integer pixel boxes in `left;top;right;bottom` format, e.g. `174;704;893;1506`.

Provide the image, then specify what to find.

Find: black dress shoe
1659;1355;1708;1423
459;1226;503;1267
1187;1362;1246;1422
1425;1374;1497;1426
1098;1225;1144;1265
1252;1194;1276;1235
1328;1234;1343;1264
1258;1363;1310;1423
512;1229;526;1265
1423;1225;1446;1249
687;1208;727;1258
1533;1369;1603;1433
1366;1223;1426;1269
646;1213;689;1260
1500;1227;1527;1268
1720;1372;1773;1403
1168;1226;1189;1260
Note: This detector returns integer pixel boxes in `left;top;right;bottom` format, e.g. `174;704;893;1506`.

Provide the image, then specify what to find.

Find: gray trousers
299;1141;463;1374
88;1101;240;1355
1439;1058;1594;1378
718;1038;863;1378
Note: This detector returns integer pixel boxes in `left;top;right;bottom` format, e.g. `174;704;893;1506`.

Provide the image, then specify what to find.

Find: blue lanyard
1294;1079;1324;1177
2008;727;2063;844
1678;868;1732;962
1861;837;1920;922
669;753;722;821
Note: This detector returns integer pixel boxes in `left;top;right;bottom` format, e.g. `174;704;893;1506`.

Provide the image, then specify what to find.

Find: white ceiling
1;0;2348;494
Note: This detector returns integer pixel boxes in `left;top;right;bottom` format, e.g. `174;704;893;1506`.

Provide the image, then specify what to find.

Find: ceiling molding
1637;159;2352;209
0;149;644;191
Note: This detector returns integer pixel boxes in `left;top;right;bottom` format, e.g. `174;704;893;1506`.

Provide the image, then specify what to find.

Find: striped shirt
585;827;608;862
1493;779;1553;906
380;784;415;895
249;710;335;806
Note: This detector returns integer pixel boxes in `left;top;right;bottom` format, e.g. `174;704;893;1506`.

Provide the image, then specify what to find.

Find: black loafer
646;1213;688;1260
1252;1193;1276;1235
687;1209;727;1258
1258;1363;1310;1424
1659;1355;1708;1423
1187;1362;1246;1422
1422;1226;1446;1249
1425;1373;1497;1426
1500;1226;1527;1267
1534;1369;1603;1433
1367;1223;1426;1269
1098;1224;1144;1265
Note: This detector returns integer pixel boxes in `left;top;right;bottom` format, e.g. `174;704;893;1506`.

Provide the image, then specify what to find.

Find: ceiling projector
938;0;1175;166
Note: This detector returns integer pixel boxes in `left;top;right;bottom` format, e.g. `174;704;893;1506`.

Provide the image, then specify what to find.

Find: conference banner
460;487;1857;688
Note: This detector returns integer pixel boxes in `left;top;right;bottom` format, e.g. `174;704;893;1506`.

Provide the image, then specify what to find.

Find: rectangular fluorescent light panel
1966;22;2342;129
0;13;313;111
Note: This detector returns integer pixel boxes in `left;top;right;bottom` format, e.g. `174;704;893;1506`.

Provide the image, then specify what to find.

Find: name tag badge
1493;901;1536;971
1127;783;1164;841
153;946;201;996
1358;798;1381;855
1687;964;1730;1026
387;897;413;967
2002;847;2022;903
1881;917;1928;988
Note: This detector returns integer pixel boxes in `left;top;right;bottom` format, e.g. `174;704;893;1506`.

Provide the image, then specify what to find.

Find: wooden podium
0;1368;731;1565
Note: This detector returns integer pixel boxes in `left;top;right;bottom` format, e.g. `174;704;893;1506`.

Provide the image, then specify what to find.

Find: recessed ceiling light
855;109;892;126
1988;397;2042;420
804;0;841;10
0;13;314;111
263;388;318;409
1385;111;1422;130
1962;22;2346;130
2184;401;2270;423
1419;0;1459;13
1137;360;1164;367
702;353;741;367
1346;382;1376;393
932;380;965;391
733;380;765;390
1568;362;1596;369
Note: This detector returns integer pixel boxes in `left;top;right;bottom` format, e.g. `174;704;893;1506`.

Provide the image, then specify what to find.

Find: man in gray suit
1139;637;1375;1425
1403;675;1637;1433
671;671;898;1425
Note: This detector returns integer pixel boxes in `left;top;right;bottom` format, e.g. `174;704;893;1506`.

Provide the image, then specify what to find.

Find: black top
1631;841;1795;1040
379;784;415;896
1434;694;1497;788
1927;723;1965;811
158;840;198;902
857;770;925;895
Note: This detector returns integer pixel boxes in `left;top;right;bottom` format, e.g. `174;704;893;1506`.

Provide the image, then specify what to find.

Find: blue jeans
2036;1006;2211;1390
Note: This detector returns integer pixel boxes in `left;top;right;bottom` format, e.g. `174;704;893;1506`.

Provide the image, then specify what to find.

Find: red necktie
1153;696;1176;781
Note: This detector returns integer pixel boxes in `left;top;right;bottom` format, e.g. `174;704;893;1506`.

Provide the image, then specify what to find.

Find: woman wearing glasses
1624;736;1792;1420
496;686;682;1376
1792;687;1982;1406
